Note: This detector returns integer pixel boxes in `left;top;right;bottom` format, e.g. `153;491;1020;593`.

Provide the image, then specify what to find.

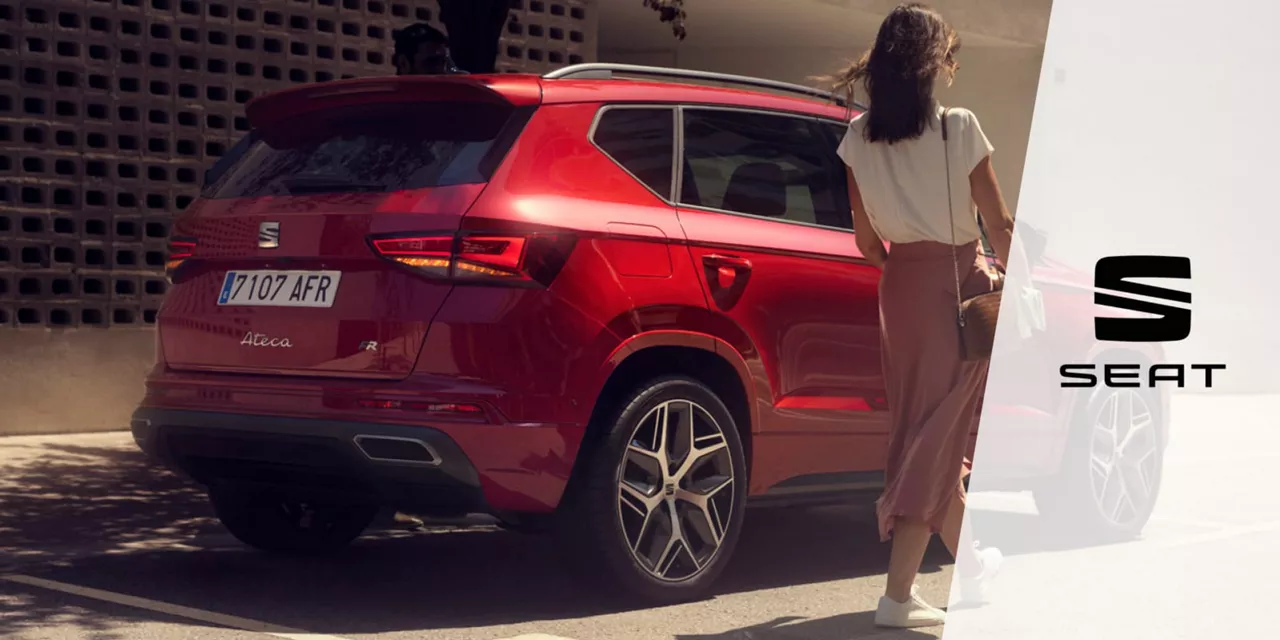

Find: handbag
941;108;1003;361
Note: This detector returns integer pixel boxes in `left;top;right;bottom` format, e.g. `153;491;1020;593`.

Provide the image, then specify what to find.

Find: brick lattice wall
0;0;597;331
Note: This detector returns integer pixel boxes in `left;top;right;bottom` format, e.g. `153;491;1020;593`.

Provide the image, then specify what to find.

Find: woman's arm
846;165;888;268
969;156;1015;268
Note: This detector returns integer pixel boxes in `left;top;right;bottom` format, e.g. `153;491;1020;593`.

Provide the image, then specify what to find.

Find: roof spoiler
244;75;543;131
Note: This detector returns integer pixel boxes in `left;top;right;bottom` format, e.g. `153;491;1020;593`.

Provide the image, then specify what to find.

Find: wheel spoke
1120;440;1157;505
654;405;673;475
671;432;727;484
708;499;726;545
627;443;665;475
1090;451;1114;504
665;401;696;468
687;474;733;500
1129;409;1155;432
652;503;685;576
655;538;682;575
1129;443;1158;466
677;484;730;548
629;506;657;555
620;479;658;516
1090;452;1111;479
1117;407;1153;455
695;434;727;455
1128;461;1152;502
1106;472;1131;522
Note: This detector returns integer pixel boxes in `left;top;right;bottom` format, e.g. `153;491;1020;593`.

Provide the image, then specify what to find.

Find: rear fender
587;328;759;436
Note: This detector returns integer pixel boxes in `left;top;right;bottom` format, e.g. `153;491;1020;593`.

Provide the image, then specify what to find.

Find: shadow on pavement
0;435;956;638
674;612;939;639
0;437;215;563
0;579;181;640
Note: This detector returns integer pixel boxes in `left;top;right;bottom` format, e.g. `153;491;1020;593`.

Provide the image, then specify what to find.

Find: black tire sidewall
558;375;749;604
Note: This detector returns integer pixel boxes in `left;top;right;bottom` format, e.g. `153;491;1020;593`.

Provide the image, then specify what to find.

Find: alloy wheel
615;399;737;582
1088;389;1160;529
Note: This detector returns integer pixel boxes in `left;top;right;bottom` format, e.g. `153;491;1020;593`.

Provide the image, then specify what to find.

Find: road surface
1;394;1272;639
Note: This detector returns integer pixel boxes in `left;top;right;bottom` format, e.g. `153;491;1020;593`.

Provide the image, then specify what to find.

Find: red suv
132;64;1169;603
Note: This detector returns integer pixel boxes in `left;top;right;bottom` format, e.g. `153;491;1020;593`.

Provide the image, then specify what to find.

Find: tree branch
643;0;688;40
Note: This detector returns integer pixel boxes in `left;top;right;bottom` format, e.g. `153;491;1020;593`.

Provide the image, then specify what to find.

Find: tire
209;486;378;554
554;376;749;605
1033;385;1163;541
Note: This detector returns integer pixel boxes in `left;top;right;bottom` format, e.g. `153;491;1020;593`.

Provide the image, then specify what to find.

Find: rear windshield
203;101;516;199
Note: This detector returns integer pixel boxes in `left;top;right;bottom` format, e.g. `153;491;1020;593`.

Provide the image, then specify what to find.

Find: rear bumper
132;408;487;516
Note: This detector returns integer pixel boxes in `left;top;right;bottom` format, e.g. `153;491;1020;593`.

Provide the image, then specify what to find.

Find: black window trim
478;104;539;178
815;118;855;226
201;130;259;194
675;104;856;234
587;103;679;204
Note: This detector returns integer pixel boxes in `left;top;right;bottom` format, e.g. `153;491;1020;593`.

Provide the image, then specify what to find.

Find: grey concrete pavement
0;432;948;640
3;395;1268;640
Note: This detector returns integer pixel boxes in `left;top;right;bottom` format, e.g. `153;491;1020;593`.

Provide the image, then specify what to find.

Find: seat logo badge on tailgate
258;221;281;249
241;332;292;348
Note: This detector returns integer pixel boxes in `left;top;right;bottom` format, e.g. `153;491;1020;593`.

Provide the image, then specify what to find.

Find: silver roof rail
543;63;865;110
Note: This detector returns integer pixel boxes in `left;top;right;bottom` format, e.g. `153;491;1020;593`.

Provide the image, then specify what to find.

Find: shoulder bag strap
941;107;964;327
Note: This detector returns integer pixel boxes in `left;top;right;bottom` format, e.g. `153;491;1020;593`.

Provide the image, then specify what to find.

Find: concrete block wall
0;0;598;435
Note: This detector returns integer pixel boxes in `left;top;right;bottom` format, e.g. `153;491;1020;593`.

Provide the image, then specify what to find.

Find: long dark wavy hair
826;3;960;144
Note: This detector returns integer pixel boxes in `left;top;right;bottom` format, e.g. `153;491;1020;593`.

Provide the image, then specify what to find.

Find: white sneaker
958;545;1004;604
875;586;947;628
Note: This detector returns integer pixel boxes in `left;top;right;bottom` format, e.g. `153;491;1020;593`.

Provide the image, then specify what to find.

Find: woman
830;3;1016;628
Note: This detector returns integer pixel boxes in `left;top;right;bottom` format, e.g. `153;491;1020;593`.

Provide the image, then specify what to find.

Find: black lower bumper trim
132;408;486;516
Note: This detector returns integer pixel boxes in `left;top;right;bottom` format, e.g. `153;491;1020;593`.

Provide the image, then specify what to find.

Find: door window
681;109;851;231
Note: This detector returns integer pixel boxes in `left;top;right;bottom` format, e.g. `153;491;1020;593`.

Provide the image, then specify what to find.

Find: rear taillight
370;232;576;287
166;237;197;282
368;236;454;278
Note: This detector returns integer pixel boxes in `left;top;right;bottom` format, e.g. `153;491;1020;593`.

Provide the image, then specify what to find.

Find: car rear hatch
159;76;541;380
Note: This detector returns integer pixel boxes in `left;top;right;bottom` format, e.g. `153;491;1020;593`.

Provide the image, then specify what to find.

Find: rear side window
203;101;516;198
592;107;675;200
682;109;850;230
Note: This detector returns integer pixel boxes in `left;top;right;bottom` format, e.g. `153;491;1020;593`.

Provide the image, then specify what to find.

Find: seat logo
258;221;281;249
1060;255;1224;389
1093;255;1191;342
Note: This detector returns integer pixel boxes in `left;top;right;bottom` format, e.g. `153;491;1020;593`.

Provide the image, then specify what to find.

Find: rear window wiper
276;175;386;194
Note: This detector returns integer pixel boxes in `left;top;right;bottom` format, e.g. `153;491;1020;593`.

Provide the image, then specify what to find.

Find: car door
674;106;888;491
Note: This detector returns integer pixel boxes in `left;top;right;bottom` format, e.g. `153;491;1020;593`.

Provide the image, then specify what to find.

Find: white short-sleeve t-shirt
836;105;994;245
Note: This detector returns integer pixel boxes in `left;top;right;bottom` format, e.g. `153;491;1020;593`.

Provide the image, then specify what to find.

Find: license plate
217;270;342;308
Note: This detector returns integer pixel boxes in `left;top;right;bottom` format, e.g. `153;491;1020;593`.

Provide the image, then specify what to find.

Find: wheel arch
582;333;757;483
